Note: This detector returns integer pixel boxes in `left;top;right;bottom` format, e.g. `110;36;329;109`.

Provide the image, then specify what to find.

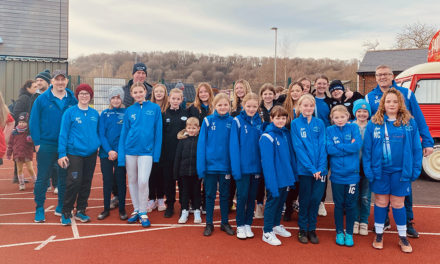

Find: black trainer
407;221;420;238
119;210;128;220
204;224;214;236
298;230;308;244
308;230;319;244
97;210;110;220
283;212;292;222
220;223;235;236
164;207;174;218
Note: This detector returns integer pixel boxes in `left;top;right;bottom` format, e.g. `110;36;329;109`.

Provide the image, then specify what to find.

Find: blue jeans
33;144;66;209
332;182;359;235
354;175;371;224
204;174;231;225
100;157;127;212
298;175;326;231
263;187;288;233
235;174;260;226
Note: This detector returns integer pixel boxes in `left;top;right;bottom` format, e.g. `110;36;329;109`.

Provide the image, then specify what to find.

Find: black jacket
12;89;33;123
187;104;210;125
325;91;364;120
122;79;153;107
160;107;188;162
173;132;198;179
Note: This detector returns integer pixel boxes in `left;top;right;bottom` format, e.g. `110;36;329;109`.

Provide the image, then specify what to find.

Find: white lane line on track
71;217;80;238
34;235;56;250
0;191;34;196
45;205;54;212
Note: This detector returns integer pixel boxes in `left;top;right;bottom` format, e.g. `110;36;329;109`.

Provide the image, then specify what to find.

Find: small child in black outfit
174;117;202;224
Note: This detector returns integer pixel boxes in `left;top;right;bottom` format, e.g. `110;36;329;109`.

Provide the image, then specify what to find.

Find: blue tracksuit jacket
229;110;263;180
259;123;296;197
30;86;78;146
117;101;162;166
362;117;423;182
99;107;126;158
326;123;362;184
291;114;327;176
196;110;233;179
314;96;331;127
58;105;100;158
365;81;433;149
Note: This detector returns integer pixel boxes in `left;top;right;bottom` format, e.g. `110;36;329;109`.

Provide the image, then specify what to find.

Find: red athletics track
1;159;439;264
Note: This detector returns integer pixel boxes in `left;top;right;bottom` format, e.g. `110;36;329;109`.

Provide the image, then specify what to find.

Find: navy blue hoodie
99;107;126;158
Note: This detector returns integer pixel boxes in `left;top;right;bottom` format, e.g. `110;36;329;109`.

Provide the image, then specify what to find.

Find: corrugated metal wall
0;59;67;103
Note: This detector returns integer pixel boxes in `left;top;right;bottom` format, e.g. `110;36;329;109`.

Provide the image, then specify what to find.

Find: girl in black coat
174;117;201;224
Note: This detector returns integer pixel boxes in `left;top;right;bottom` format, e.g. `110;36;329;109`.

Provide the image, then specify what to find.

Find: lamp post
271;27;278;87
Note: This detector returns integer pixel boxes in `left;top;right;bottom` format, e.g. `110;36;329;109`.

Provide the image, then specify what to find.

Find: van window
401;81;411;89
414;79;440;104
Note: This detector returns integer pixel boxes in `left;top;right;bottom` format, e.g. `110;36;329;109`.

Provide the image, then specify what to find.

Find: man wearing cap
30;69;78;223
31;69;51;107
325;80;364;120
365;64;434;238
122;63;153;107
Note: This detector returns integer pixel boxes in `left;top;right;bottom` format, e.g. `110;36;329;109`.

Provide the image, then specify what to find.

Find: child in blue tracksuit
58;84;100;225
118;82;162;228
326;105;362;247
98;86;127;221
352;99;372;236
363;88;422;253
229;93;263;240
197;93;234;237
259;106;296;246
291;94;327;244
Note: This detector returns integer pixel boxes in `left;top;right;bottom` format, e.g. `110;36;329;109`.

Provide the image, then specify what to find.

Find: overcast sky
69;0;439;61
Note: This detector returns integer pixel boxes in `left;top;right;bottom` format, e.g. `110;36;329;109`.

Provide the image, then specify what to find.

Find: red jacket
7;128;34;160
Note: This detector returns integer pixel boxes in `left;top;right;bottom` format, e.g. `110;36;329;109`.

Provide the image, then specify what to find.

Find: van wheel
422;143;440;181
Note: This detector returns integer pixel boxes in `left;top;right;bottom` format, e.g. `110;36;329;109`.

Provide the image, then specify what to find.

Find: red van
395;62;440;181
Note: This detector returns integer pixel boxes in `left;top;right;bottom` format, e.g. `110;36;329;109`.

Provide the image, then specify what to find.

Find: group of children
2;73;423;253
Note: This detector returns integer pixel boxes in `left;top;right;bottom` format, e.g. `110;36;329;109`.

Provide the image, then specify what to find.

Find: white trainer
244;225;254;238
273;225;291;237
236;226;247;240
359;223;369;236
255;204;264;219
54;187;58;195
353;221;360;235
157;199;166;211
178;209;189;224
146;200;156;213
262;231;281;246
318;202;327;216
194;209;202;224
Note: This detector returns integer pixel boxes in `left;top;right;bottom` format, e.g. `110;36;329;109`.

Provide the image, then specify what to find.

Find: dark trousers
50;163;58;188
236;174;260;226
62;153;97;216
204;173;230;225
34;144;66;209
161;161;176;207
180;175;201;211
332;182;359;235
285;182;299;215
100;157;126;212
263;187;288;233
256;177;266;204
229;178;236;208
148;163;164;200
298;175;326;231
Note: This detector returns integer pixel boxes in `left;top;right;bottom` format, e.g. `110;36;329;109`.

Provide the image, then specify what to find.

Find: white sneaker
194;209;202;224
47;186;52;192
359;223;369;236
146;200;156;213
19;184;25;191
273;225;291;237
236;226;247;239
157;199;166;211
178;209;189;224
318;202;327;216
255;204;264;219
353;221;360;235
244;225;254;238
54;187;58;195
262;231;281;246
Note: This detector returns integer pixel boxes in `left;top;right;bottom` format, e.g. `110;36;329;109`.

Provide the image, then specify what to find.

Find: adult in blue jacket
365;64;433;237
229;93;263;240
58;84;100;225
97;86;127;220
30;70;77;223
363;88;422;253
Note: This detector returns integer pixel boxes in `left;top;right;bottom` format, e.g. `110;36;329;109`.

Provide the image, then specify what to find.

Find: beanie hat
353;99;371;117
108;86;125;102
175;81;185;90
132;63;147;75
35;69;51;85
75;83;94;99
18;112;29;123
329;80;345;94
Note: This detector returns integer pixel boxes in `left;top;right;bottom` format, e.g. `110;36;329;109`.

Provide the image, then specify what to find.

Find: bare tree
362;40;380;51
395;22;437;49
